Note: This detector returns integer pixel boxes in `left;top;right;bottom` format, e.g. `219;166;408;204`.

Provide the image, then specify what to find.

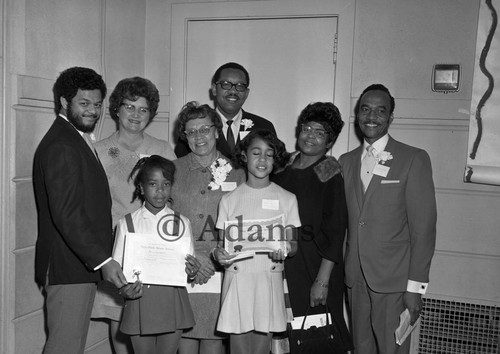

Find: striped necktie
360;145;377;192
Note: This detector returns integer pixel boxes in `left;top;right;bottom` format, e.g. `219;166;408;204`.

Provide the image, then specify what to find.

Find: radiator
415;297;500;353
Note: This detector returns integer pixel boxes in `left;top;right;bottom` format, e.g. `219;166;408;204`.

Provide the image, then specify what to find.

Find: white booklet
223;214;287;255
395;308;421;345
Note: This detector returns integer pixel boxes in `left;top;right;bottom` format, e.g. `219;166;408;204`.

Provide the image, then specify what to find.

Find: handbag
289;305;344;354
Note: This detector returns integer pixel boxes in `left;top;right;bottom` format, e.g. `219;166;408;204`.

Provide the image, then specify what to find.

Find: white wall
1;0;498;353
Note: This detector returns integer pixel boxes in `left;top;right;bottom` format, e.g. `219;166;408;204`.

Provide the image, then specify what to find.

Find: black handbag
289;305;344;354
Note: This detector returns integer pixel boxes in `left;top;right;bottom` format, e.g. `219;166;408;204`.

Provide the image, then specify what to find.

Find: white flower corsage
89;133;96;142
240;118;254;131
208;158;232;190
132;267;142;280
375;150;393;165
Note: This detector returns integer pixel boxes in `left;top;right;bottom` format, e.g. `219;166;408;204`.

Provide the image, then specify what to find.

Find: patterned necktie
83;133;98;159
361;145;377;192
226;120;236;153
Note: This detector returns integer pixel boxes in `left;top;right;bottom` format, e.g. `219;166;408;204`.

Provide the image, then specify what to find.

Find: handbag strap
299;304;332;330
297;304;335;345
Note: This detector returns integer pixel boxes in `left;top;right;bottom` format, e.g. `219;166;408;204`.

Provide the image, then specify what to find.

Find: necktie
83;133;98;159
226;120;236;153
361;145;377;192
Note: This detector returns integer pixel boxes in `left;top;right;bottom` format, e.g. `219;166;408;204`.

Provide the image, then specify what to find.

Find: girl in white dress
113;155;200;354
213;131;301;354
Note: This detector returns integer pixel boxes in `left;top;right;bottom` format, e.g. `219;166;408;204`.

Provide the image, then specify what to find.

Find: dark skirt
120;285;194;335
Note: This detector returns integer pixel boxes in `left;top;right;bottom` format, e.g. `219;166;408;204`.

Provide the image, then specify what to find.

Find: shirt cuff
407;280;428;294
94;257;112;271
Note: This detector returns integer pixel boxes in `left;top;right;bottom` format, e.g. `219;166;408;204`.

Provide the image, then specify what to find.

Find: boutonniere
89;133;96;142
240;118;254;131
208;158;232;190
375;150;393;165
108;146;120;158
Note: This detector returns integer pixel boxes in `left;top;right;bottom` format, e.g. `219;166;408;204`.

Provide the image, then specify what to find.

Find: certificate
224;214;287;255
120;232;190;286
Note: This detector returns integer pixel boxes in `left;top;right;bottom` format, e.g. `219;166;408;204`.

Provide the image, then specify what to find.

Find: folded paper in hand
395;308;421;345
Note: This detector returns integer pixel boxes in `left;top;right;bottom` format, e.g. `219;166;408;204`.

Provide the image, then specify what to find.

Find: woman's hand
310;280;328;307
185;254;201;279
269;248;287;262
213;247;237;266
269;241;293;262
119;280;143;300
192;253;216;285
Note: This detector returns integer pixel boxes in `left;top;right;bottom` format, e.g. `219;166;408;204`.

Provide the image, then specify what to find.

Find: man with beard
33;67;127;354
175;62;276;158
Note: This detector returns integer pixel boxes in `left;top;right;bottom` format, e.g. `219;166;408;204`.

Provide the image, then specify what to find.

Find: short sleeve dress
215;182;301;334
171;153;246;339
272;153;354;352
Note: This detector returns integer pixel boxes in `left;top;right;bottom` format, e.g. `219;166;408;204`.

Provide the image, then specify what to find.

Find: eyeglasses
215;80;248;92
120;103;151;116
301;124;328;139
184;125;215;138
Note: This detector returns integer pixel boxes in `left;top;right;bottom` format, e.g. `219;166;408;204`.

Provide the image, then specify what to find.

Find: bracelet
314;279;329;288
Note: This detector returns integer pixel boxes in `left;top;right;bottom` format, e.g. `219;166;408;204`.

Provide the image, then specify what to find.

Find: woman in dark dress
273;102;353;353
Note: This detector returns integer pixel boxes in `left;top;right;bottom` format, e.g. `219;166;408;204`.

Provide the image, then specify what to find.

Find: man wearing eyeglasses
175;62;276;158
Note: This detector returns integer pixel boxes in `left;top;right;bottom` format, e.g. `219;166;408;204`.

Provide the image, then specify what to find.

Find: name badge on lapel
373;163;390;177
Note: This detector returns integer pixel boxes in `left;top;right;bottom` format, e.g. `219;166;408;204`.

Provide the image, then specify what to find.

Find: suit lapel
351;146;364;209
363;136;396;201
58;117;109;181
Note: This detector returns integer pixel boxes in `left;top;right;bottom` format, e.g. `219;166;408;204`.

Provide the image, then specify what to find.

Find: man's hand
403;291;423;325
101;259;127;288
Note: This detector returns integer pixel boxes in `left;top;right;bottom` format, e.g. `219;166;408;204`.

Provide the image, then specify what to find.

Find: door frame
169;0;355;156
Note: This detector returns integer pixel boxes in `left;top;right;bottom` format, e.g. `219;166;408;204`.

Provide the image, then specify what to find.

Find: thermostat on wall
432;64;460;93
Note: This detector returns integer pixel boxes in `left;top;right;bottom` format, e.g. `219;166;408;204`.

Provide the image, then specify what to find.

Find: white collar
138;204;173;219
362;134;389;158
216;108;243;127
59;113;85;137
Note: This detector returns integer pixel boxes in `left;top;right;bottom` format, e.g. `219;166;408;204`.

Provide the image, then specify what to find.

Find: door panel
183;16;337;152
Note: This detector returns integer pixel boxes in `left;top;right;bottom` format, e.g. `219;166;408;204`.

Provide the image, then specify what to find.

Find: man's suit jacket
33;116;113;285
174;110;276;158
339;136;437;293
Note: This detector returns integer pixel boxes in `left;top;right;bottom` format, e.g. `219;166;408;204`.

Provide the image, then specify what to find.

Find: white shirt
217;108;243;141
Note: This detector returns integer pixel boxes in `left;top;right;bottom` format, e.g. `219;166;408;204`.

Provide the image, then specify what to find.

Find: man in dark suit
339;84;437;354
33;67;127;354
175;62;276;158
